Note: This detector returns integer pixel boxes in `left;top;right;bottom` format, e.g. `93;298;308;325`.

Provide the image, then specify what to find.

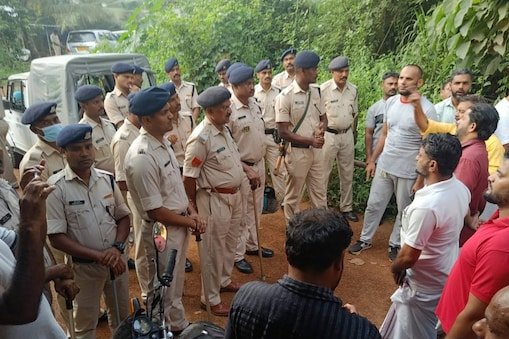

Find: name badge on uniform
295;101;304;105
0;213;11;225
330;99;339;103
238;115;247;120
216;147;225;153
118;105;126;109
69;200;85;205
242;126;250;133
96;137;104;143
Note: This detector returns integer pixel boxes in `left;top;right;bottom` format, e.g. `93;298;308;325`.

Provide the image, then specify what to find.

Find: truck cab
2;53;154;167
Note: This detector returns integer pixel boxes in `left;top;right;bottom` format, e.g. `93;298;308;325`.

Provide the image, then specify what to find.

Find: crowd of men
1;47;509;339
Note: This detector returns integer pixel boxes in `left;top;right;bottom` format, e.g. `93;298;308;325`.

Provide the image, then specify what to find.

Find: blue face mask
40;123;63;143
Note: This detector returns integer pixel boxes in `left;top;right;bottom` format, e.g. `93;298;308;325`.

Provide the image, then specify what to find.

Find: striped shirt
225;275;380;339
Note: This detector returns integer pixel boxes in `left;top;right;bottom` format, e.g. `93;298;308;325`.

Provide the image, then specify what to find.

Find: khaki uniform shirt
19;139;66;181
0;179;20;231
320;80;358;130
173;81;199;117
46;166;130;251
254;84;281;130
272;71;295;90
104;87;130;125
229;95;265;163
184;117;244;189
275;81;324;139
125;128;188;221
79;115;116;174
110;119;140;182
166;113;194;167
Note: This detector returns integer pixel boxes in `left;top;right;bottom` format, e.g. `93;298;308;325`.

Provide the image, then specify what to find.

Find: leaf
499;2;509;23
447;33;461;50
485;56;502;75
472;39;487;54
494;33;504;46
460;15;475;37
456;40;471;59
493;42;506;56
454;0;472;28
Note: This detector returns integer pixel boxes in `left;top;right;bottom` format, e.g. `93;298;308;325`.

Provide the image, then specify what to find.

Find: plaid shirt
225;275;380;339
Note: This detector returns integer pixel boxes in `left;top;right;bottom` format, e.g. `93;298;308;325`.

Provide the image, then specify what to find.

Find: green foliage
427;0;509;96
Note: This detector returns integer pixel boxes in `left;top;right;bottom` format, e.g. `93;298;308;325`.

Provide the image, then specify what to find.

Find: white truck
2;53;154;167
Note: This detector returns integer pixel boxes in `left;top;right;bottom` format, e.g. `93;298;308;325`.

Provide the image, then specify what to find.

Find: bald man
472;286;509;339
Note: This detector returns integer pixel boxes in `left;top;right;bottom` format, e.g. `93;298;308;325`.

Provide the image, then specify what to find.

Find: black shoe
98;308;108;322
234;259;253;274
128;258;136;269
343;211;359;222
388;246;400;262
185;258;193;273
245;247;274;258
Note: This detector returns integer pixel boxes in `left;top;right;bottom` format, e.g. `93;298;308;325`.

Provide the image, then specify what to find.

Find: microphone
161;249;177;287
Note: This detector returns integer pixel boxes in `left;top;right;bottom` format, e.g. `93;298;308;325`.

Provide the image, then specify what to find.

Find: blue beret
111;62;134;74
159;82;177;97
22;101;57;125
281;48;297;61
133;65;145;74
329;56;349;70
197;86;231;109
129;86;170;116
215;59;231;73
75;85;103;103
56;124;92;148
226;62;246;78
255;59;272;73
294;51;320;69
164;58;179;73
229;65;253;85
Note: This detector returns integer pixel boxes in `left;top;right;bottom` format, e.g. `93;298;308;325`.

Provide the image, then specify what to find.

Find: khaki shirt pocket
66;204;88;230
214;152;234;171
100;198;116;222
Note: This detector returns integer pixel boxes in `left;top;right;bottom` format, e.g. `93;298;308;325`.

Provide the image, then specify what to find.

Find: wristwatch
112;241;126;254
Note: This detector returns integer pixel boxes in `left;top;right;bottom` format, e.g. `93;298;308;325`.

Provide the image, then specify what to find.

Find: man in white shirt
379;133;470;339
495;93;509;152
434;69;472;123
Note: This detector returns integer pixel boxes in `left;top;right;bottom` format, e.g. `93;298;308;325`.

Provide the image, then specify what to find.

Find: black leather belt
326;127;351;134
264;128;276;135
143;212;186;224
72;256;95;264
291;143;311;149
242;160;256;166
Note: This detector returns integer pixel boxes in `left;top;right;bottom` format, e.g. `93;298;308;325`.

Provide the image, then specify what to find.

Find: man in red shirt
436;153;509;338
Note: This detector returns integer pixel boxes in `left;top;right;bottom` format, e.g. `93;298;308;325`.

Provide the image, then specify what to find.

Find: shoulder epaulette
47;170;65;185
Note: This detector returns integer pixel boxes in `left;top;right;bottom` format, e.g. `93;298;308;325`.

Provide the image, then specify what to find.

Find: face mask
40;123;63;143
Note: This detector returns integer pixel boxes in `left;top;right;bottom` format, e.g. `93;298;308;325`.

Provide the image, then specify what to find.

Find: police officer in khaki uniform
110;96;146;297
165;58;200;122
76;85;116;174
161;82;194;169
272;48;297;90
254;59;286;205
46;124;131;339
124;87;205;333
0;107;16;186
275;51;328;222
161;82;195;273
104;63;135;128
19;102;66;183
183;86;245;317
131;66;145;93
321;56;359;222
228;65;274;275
216;59;231;89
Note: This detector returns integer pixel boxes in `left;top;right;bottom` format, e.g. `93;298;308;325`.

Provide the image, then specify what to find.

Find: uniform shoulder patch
191;157;203;167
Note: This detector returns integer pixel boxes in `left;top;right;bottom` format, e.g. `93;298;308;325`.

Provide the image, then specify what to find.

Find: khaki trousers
142;220;189;330
72;261;129;339
323;129;355;212
235;161;265;262
264;134;287;204
128;193;150;299
283;147;327;222
196;189;242;306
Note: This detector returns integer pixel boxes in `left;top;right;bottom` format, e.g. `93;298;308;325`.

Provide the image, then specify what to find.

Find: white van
66;30;117;54
2;53;154;167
